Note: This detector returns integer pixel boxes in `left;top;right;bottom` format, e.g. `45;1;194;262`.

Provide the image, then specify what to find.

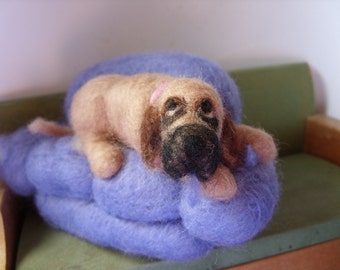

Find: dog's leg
200;164;237;201
79;134;124;179
235;125;277;163
71;89;125;179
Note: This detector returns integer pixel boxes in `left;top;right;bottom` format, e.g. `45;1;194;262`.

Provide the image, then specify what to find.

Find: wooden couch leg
0;181;25;270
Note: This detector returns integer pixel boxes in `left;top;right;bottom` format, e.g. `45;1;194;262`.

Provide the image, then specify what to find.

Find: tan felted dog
29;73;277;201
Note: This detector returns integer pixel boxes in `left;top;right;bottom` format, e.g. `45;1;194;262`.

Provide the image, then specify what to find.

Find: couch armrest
0;181;24;270
305;114;340;165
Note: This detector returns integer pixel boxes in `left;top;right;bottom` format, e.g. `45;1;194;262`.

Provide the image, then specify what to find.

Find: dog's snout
162;124;220;181
184;135;206;159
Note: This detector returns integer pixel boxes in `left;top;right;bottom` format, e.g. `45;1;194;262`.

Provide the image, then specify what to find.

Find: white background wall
1;0;339;118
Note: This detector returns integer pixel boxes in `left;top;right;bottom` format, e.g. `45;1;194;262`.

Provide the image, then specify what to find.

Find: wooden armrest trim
305;114;340;165
225;239;340;270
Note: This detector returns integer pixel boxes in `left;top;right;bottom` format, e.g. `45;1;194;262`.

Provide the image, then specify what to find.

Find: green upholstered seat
8;62;340;269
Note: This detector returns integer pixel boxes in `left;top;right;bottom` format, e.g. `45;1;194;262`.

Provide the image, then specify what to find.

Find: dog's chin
161;124;220;182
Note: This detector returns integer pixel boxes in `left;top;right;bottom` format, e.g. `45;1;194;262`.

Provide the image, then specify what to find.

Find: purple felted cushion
0;128;38;196
180;162;279;247
35;194;213;261
0;127;278;261
26;136;93;200
92;149;182;222
0;53;280;261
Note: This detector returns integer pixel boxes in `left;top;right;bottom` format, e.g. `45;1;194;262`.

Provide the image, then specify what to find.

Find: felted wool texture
0;128;39;196
64;52;242;123
151;75;225;138
0;126;280;261
92;149;181;222
24;131;180;223
70;73;229;181
179;162;280;247
25;134;181;223
35;194;212;261
0;53;280;261
25;136;92;200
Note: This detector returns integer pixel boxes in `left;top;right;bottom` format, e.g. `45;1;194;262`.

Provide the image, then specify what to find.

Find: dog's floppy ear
140;106;162;168
220;112;246;169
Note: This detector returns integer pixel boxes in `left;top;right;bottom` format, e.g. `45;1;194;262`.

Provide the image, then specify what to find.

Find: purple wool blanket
0;53;280;261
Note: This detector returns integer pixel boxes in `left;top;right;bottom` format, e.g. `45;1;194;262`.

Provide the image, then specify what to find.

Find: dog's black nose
184;135;206;159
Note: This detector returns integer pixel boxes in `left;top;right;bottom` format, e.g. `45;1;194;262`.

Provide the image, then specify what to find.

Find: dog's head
141;77;245;182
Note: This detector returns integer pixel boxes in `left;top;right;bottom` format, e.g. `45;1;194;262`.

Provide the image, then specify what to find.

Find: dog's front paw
200;164;237;201
237;125;277;163
85;141;124;179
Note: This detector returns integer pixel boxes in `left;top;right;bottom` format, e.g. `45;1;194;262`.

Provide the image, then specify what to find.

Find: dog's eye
201;100;213;114
165;99;179;111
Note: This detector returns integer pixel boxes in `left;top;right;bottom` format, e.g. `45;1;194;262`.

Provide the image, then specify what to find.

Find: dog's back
70;73;173;151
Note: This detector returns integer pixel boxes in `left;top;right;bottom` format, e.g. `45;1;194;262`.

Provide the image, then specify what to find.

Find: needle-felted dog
1;53;281;261
30;73;277;201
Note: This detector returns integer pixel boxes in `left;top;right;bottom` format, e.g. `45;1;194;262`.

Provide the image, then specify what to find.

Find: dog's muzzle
162;124;220;181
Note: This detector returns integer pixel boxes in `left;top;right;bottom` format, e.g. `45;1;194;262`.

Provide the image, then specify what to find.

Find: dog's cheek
140;106;162;168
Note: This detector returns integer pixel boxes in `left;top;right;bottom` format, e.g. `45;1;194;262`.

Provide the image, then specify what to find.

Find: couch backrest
0;63;316;157
229;63;316;156
0;93;65;134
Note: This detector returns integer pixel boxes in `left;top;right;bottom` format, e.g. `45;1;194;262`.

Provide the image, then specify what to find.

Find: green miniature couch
1;63;339;270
